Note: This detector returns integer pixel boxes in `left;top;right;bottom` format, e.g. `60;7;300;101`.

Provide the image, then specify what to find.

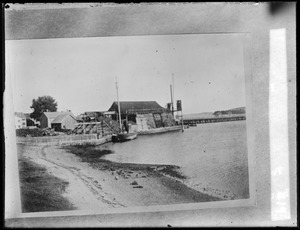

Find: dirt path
22;145;123;210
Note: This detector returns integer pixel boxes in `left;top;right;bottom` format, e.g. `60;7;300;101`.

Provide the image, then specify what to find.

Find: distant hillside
182;107;245;120
227;107;246;113
214;107;246;115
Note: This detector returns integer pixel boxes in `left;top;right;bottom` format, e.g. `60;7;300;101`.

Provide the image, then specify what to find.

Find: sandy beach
18;143;222;211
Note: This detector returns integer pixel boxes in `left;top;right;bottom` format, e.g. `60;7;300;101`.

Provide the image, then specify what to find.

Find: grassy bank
18;154;75;212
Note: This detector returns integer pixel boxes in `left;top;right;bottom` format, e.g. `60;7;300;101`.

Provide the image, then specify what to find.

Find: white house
15;112;27;129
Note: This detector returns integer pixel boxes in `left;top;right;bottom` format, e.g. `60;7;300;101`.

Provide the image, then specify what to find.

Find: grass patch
18;157;75;213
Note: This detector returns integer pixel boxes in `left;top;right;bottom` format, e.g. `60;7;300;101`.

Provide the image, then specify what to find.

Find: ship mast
170;84;174;116
115;79;122;132
170;74;175;116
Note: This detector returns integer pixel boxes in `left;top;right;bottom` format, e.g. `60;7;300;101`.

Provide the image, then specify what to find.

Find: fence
16;134;99;146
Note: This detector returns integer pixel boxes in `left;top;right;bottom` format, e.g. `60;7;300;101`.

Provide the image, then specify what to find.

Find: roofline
51;114;77;124
42;111;75;117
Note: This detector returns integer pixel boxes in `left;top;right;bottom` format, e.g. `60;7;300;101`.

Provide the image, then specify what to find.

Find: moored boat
137;126;182;135
112;132;138;142
112;79;138;143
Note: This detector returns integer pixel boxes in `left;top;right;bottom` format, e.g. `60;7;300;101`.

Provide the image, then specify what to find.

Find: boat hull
112;133;138;142
137;126;183;135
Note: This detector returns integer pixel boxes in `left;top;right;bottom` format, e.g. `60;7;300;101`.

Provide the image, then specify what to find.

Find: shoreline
18;143;223;212
63;144;223;205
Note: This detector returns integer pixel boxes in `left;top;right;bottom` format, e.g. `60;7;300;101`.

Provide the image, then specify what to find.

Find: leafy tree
30;96;58;121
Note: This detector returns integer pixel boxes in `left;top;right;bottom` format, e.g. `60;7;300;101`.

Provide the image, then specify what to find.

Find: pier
183;115;246;125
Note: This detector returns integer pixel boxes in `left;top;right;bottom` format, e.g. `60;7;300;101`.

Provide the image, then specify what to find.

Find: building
40;112;77;130
77;111;108;122
84;111;104;122
15;112;27;129
107;101;175;131
108;101;166;118
24;113;37;127
51;113;78;131
103;111;117;119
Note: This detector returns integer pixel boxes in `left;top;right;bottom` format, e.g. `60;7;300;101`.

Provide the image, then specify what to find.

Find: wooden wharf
183;115;246;125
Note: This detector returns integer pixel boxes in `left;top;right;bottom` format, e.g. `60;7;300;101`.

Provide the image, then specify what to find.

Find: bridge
183;115;246;125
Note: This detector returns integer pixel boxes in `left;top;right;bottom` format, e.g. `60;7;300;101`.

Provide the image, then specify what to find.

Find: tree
30;96;58;121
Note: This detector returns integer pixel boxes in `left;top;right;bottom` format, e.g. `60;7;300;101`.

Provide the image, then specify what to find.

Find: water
100;120;249;200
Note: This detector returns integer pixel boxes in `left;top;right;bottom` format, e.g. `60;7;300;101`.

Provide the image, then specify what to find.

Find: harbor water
100;120;249;200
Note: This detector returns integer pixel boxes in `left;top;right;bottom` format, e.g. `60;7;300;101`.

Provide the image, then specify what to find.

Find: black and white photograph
7;32;250;211
4;2;296;228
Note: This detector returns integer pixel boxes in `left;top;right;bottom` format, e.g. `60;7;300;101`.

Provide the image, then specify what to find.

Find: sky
6;34;246;116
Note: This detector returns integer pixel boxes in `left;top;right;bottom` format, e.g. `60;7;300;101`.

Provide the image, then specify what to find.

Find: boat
111;79;138;143
137;126;182;135
112;132;137;142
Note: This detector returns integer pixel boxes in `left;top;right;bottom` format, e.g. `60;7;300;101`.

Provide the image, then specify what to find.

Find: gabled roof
108;101;165;114
15;112;26;119
43;112;76;123
43;112;75;119
51;113;76;124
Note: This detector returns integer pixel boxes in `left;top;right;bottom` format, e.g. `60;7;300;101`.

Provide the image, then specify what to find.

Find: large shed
108;101;166;115
107;101;175;130
51;113;78;131
40;112;77;130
